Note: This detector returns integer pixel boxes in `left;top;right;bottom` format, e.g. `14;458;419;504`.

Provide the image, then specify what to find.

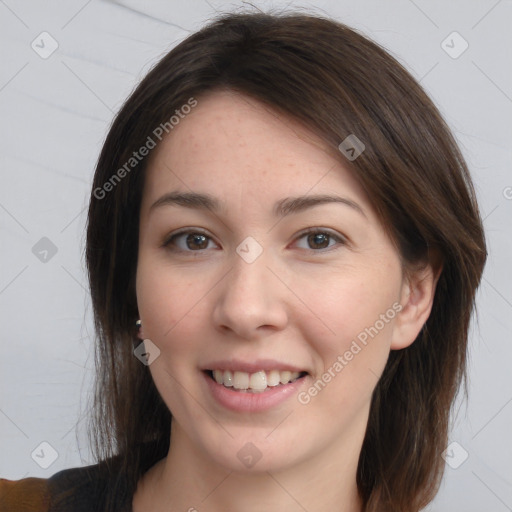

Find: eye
162;229;218;252
293;228;346;252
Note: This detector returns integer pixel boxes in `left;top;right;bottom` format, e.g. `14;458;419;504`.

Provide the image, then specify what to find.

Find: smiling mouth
205;369;308;393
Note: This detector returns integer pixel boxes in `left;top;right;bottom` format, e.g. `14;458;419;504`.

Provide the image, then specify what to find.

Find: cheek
300;263;400;334
136;255;208;343
296;266;400;387
135;258;208;415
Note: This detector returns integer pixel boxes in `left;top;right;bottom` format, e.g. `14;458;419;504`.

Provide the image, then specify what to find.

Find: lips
203;367;309;412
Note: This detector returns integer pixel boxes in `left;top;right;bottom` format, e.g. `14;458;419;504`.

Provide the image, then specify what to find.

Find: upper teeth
212;369;302;391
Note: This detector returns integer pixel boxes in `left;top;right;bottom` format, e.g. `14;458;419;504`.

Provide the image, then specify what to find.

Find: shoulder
0;459;126;512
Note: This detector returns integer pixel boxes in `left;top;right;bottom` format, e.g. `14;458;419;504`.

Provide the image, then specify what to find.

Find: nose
212;248;289;340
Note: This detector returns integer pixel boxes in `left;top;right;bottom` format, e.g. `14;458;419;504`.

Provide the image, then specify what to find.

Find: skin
132;89;440;512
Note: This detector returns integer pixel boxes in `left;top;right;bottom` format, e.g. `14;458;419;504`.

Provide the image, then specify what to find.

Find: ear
391;253;443;350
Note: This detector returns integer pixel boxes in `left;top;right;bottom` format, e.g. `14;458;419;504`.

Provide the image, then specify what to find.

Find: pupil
187;233;207;249
309;233;329;249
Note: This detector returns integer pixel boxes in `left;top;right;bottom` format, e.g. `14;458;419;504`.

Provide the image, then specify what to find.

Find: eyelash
161;227;347;255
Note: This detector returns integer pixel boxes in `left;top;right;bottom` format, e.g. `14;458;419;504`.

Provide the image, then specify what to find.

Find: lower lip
203;371;307;413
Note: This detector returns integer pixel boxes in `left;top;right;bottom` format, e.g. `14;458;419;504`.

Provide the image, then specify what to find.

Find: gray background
1;0;511;510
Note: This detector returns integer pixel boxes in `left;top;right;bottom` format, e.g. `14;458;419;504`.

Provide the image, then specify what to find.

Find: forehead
141;90;370;213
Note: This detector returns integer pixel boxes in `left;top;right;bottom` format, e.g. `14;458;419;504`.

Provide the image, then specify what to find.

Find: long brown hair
85;10;487;512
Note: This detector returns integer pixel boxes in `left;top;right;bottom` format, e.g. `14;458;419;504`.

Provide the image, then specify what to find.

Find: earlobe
390;258;442;350
136;319;145;340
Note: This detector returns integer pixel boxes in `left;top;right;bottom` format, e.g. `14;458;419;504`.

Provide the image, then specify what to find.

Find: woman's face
136;90;418;473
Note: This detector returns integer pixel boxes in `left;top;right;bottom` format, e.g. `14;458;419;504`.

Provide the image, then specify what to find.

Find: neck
133;419;366;512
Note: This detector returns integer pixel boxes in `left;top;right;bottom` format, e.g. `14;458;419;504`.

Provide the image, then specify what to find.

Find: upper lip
202;359;309;374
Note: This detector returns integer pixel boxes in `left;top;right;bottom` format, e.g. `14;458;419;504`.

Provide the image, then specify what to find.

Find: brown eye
185;233;209;250
163;230;217;252
294;229;346;252
307;232;330;249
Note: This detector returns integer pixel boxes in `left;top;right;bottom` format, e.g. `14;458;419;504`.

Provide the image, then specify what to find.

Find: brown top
0;442;166;512
0;458;132;512
0;477;51;512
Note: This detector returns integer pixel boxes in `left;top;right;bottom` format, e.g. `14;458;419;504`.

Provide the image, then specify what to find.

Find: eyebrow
149;191;366;219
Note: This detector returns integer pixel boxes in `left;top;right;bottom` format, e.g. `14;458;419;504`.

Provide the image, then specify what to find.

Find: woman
0;10;486;512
